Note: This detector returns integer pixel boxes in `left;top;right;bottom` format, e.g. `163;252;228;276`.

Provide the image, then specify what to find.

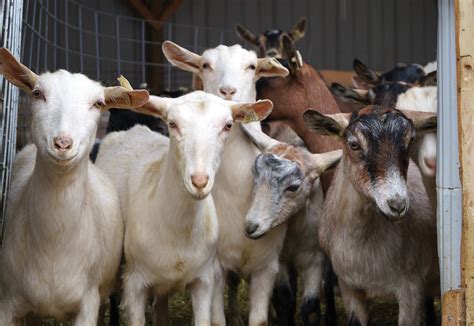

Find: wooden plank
442;289;465;325
455;0;474;323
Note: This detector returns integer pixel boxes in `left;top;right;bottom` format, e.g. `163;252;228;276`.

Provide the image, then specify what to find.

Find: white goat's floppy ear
0;47;38;92
256;57;289;78
303;110;351;137
162;40;202;75
131;95;174;120
231;99;273;123
103;86;150;110
310;149;343;177
240;123;281;151
400;110;437;135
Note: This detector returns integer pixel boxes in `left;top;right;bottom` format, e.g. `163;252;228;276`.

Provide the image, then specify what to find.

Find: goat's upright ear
401;110;437;135
256;57;289;78
235;24;260;46
331;83;369;104
310;149;343;177
162;41;202;75
419;71;437;86
239;123;281;151
288;17;307;42
303;109;350;137
0;47;38;92
281;34;303;74
231;99;273;123
353;58;380;85
103;86;150;110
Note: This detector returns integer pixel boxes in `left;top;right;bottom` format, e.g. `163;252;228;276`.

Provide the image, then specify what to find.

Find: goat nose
53;135;73;151
191;174;209;189
424;158;436;172
387;197;406;215
245;221;259;235
219;86;237;97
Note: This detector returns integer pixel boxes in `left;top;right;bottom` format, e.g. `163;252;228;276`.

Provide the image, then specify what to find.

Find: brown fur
258;63;342;191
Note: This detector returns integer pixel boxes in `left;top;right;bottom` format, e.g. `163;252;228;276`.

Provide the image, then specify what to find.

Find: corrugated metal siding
169;0;438;71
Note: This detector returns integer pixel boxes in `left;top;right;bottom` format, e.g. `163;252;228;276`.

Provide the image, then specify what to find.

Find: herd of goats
0;16;439;326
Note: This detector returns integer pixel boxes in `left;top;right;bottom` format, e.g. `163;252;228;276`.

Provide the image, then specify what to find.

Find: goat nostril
424;158;436;172
387;198;406;214
245;222;259;235
191;174;209;189
219;87;237;96
53;135;73;151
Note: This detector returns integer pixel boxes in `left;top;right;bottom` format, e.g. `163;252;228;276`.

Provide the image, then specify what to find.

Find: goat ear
162;40;202;75
310;149;343;177
352;75;372;90
331;83;369;104
231;99;273;123
0;47;38;92
303;109;350;136
103;86;150;110
288;17;307;42
401;110;437;135
235;24;260;46
281;34;302;74
256;57;289;78
240;123;281;151
353;58;380;85
130;95;174;120
419;71;437;86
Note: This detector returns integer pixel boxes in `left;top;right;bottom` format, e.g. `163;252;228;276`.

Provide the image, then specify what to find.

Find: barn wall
170;0;438;71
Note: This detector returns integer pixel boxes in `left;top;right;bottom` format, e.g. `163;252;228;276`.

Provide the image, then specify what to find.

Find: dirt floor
39;279;440;325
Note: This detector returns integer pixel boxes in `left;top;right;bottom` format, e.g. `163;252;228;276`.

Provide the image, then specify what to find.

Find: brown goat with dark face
236;17;307;58
303;106;439;326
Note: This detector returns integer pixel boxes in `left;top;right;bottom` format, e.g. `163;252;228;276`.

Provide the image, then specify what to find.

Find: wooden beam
455;0;474;323
127;0;183;32
442;289;466;325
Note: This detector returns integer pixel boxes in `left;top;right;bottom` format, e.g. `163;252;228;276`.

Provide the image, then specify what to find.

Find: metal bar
141;19;145;84
116;15;121;76
44;0;49;71
64;0;69;70
78;5;83;72
167;24;172;89
94;11;100;80
437;0;462;295
27;0;37;67
53;0;57;69
35;0;42;72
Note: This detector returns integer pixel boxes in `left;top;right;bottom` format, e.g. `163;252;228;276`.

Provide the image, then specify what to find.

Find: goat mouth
379;209;406;223
46;149;78;165
245;230;266;240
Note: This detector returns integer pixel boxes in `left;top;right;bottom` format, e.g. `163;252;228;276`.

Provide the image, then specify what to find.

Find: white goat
95;91;273;325
303;107;439;326
240;125;342;325
396;86;437;211
0;48;148;325
162;41;290;325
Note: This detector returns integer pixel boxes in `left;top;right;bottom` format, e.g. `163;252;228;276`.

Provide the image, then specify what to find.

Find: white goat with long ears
303;106;439;325
96;91;273;325
0;48;148;325
162;41;290;325
241;125;342;325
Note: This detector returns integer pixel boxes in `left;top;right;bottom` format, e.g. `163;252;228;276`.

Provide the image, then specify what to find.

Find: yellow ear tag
117;75;133;91
243;111;259;123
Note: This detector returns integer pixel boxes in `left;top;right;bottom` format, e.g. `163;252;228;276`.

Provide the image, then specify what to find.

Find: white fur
96;92;262;325
164;43;289;325
396;86;437;210
0;71;123;324
423;61;437;74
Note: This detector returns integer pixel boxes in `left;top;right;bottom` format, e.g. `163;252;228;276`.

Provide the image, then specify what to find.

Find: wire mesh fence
0;0;23;243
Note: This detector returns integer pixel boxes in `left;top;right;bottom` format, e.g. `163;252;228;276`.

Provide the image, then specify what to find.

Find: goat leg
249;258;279;326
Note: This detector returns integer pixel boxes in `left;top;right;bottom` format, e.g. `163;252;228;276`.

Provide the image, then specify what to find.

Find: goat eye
32;90;43;99
224;121;233;131
349;141;360;151
285;184;300;192
248;64;256;70
94;100;105;109
202;63;210;69
169;121;177;129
